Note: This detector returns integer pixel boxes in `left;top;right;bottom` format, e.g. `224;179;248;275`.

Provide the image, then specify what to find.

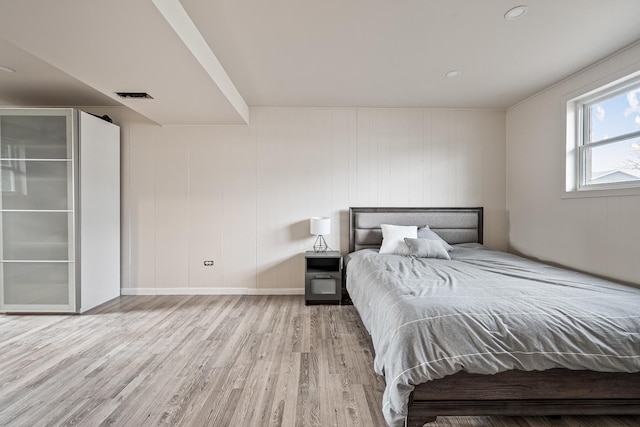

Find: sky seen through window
589;86;640;180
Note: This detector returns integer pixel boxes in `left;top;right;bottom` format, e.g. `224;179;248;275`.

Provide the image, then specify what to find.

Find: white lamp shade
310;217;330;236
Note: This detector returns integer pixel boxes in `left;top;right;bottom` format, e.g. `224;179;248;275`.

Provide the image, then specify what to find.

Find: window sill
562;185;640;199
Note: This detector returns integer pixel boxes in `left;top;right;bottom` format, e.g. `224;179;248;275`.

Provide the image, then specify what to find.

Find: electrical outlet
204;260;214;266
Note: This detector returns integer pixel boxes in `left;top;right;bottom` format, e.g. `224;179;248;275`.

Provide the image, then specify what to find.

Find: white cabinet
0;109;120;313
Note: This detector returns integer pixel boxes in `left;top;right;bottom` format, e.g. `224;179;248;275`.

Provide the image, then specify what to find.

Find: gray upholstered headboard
349;207;483;253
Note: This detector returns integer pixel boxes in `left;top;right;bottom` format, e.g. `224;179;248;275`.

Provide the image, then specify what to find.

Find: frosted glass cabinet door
1;262;73;306
0;109;77;313
0;114;71;159
1;212;71;260
1;160;71;210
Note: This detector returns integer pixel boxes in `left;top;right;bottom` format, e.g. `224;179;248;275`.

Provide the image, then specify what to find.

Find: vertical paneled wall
506;42;640;287
121;107;506;294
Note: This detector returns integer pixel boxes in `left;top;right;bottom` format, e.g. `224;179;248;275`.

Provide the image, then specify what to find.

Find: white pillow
379;224;417;254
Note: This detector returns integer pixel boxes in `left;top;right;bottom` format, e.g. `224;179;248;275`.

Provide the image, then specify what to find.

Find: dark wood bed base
406;369;640;426
347;207;640;427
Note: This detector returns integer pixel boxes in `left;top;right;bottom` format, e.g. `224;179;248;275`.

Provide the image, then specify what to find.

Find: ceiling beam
153;0;249;124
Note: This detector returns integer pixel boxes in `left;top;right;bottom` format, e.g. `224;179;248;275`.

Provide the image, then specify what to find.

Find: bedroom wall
101;107;506;294
506;42;640;287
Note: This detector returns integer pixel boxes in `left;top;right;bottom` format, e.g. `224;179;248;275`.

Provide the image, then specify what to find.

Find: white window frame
565;71;640;197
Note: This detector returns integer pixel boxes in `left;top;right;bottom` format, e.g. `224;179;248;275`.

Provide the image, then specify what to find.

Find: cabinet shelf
1;260;73;263
0;210;73;212
0;158;72;161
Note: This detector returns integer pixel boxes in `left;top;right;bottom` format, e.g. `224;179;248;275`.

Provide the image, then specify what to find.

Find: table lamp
310;216;330;252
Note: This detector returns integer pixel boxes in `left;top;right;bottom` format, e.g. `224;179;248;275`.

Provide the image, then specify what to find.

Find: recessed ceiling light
504;5;529;20
0;66;16;73
445;70;462;78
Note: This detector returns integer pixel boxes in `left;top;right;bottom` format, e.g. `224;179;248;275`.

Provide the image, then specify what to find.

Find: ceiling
0;0;639;125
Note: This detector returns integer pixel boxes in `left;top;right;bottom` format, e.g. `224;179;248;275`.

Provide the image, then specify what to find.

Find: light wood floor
1;295;639;427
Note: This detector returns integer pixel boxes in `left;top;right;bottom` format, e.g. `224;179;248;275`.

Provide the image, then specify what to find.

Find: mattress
346;244;640;427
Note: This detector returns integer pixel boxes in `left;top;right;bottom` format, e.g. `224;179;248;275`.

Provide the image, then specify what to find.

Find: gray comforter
346;244;640;427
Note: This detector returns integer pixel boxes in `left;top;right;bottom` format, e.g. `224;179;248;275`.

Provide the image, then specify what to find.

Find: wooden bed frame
347;207;640;427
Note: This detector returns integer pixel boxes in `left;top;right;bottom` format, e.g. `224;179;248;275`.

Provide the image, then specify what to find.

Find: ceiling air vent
116;92;154;99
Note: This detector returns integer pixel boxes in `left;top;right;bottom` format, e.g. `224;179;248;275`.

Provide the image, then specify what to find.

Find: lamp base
313;235;330;253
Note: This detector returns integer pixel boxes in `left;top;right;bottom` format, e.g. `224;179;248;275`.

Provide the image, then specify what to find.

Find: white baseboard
248;288;305;295
120;287;305;296
121;288;158;296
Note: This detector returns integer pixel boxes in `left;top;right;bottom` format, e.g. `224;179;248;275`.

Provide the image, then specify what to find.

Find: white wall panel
406;110;426;205
154;130;190;288
186;127;225;288
187;125;257;289
119;120;132;290
122;107;507;292
128;122;157;289
430;110;454;205
488;112;509;249
223;122;258;288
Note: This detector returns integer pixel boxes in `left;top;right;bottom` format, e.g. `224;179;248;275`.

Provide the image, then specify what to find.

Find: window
567;74;640;192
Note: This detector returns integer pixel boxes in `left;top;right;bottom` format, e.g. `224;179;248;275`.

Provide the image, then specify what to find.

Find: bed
346;207;640;427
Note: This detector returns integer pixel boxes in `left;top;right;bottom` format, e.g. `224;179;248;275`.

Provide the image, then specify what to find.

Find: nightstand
305;251;342;305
